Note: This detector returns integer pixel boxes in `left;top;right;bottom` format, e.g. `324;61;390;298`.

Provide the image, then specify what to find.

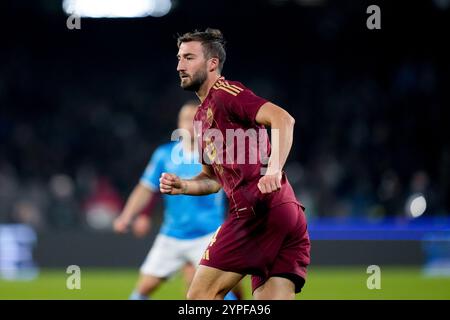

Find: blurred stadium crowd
0;0;448;231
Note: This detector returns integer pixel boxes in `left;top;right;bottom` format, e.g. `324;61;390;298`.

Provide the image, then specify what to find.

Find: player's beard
180;67;207;92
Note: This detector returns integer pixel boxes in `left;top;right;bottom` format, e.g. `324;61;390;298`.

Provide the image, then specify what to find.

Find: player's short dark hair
177;28;226;72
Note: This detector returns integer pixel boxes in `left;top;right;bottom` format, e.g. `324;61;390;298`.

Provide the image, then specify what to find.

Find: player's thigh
188;265;244;299
185;232;215;266
253;276;296;300
140;234;185;278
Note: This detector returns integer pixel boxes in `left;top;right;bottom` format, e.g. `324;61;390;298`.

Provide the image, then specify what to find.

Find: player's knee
254;288;295;300
272;291;295;300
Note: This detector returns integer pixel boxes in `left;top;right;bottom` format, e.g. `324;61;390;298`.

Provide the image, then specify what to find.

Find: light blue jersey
140;142;225;239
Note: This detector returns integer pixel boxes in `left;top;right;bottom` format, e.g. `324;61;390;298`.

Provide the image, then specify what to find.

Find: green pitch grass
1;266;449;300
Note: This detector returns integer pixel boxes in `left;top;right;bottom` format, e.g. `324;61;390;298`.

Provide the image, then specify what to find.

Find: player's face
177;41;208;92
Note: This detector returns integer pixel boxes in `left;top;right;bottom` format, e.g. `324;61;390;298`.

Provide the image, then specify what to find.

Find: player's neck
196;74;221;103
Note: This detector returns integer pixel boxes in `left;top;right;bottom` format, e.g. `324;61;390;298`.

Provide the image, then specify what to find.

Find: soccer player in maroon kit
160;28;310;300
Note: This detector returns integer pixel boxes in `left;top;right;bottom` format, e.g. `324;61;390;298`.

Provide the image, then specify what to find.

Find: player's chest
195;103;237;135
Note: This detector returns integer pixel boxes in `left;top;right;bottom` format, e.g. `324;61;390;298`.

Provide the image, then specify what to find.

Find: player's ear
208;57;219;73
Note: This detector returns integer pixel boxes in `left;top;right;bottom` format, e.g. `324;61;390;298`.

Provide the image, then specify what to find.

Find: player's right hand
159;172;185;195
113;216;130;234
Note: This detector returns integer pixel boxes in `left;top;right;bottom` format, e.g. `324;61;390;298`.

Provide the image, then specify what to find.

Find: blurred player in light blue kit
114;101;240;300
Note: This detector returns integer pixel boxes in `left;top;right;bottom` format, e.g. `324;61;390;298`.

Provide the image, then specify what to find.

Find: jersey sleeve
139;146;166;192
221;87;268;126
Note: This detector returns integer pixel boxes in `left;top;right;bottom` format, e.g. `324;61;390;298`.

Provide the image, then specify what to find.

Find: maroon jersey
194;77;302;214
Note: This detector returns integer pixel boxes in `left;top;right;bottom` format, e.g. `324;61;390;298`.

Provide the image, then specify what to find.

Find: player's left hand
257;171;282;194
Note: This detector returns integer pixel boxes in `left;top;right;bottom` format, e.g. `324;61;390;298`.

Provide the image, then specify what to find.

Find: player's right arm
113;183;154;233
159;165;221;196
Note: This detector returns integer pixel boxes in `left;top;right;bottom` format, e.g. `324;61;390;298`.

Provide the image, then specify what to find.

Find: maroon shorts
199;202;311;293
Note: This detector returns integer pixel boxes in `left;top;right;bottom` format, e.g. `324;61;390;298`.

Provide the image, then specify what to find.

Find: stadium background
0;0;449;299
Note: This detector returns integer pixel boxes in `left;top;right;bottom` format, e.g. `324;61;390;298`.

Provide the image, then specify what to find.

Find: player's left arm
255;102;295;194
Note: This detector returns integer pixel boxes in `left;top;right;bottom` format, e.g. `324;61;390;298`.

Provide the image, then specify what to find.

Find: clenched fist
159;172;185;195
257;171;282;194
